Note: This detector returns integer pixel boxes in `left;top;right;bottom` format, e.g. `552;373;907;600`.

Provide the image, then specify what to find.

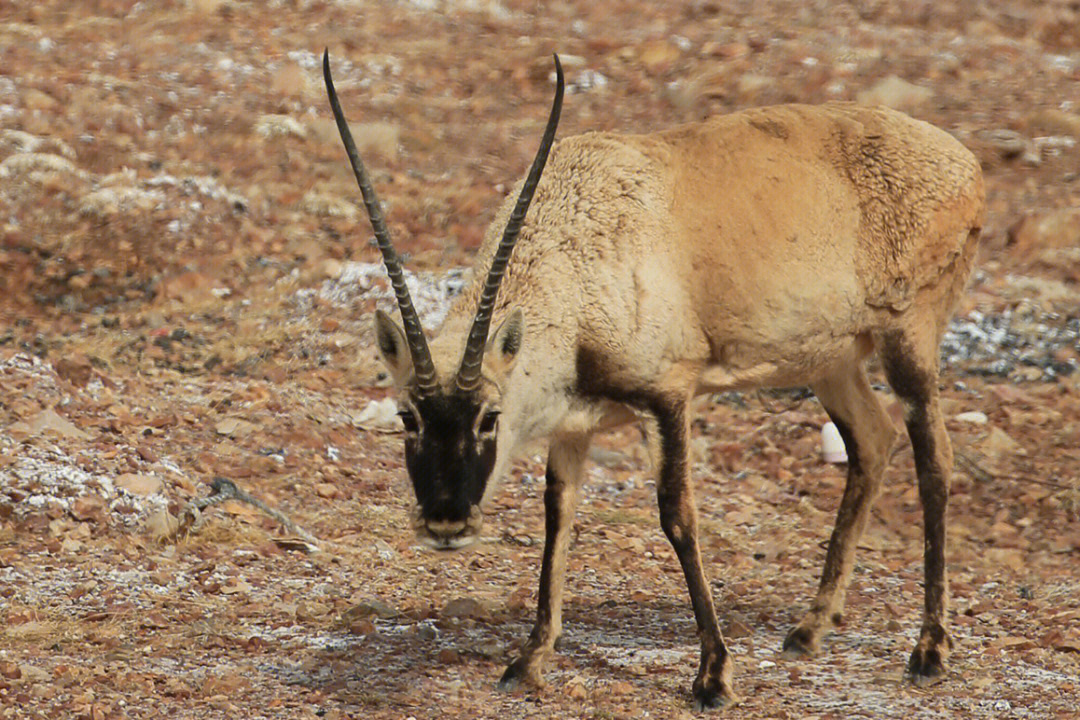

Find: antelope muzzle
413;504;484;550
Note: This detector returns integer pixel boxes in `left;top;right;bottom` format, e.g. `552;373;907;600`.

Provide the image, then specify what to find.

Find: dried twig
178;477;322;552
954;448;995;484
955;448;1075;492
756;387;814;414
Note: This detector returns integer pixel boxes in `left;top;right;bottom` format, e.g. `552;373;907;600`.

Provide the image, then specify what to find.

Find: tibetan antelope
323;52;984;709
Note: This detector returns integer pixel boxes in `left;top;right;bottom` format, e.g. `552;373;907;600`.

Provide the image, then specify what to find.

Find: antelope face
397;391;501;549
323;50;559;550
375;308;524;550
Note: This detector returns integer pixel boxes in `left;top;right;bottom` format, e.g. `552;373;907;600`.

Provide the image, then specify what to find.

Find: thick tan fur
388;101;983;706
425;102;982;458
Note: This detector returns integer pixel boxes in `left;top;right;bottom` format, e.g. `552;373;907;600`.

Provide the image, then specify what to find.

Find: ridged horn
323;50;438;394
456;54;564;391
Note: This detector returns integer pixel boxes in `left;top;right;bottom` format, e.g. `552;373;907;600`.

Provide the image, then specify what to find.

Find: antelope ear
373;310;414;386
486;307;525;377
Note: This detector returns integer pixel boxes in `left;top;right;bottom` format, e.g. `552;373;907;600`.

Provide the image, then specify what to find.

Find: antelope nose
426;518;468;539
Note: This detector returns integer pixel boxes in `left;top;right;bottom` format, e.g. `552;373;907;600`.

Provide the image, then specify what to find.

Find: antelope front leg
651;401;738;710
499;434;589;690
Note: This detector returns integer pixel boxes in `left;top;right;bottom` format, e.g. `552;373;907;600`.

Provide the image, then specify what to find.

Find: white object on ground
352;398;402;432
954;411;989;424
821;421;848;464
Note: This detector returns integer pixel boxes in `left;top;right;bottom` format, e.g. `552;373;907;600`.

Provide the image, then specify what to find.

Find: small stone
979;129;1026;159
564;675;588;700
9;408;90;441
54;354;94;387
214;417;256;438
414;623;438;641
17;664;50;684
115;473;163;496
954;411;988;425
23;88;58;112
60;537;83;554
254;114;307;140
436;648;460;664
347;619;376;635
314;482;339;499
981;426;1025;461
146;509;179;540
704;42;749;59
725;618;753;638
638;39;681;75
442;597;487;620
588;446;629;468
856;75;933;112
1029;109;1080;138
300;191;359;221
70;495;106;523
344;598;398;620
474;640;501;659
1008;208;1080;262
295;600;330;621
136;444;160;463
320;258;344;280
735;73;774;100
352;398;402;432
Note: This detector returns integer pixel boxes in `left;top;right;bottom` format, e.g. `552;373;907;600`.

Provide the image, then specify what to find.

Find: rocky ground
2;1;1079;718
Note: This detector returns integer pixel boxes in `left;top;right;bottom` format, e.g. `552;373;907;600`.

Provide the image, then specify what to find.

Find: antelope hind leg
784;357;897;656
881;331;954;684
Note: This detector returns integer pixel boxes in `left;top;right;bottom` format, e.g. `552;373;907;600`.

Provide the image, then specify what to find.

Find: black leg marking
499;435;587;692
881;332;953;684
653;400;738;710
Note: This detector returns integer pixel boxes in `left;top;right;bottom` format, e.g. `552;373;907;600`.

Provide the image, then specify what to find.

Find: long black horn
456;54;564;391
323;50;438;394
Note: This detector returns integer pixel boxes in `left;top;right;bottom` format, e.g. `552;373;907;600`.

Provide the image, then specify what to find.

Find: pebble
855;75;933;112
954;411;989;424
441;597;487;620
345;598;398;620
564;675;588;700
351;398;401;432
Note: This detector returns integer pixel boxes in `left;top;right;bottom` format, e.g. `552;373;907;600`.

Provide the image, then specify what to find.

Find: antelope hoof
907;637;950;686
781;625;820;659
691;677;739;712
498;657;546;692
907;625;951;686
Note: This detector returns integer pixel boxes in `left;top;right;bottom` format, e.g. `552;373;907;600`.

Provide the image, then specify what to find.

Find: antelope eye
477;411;500;435
398;410;419;434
